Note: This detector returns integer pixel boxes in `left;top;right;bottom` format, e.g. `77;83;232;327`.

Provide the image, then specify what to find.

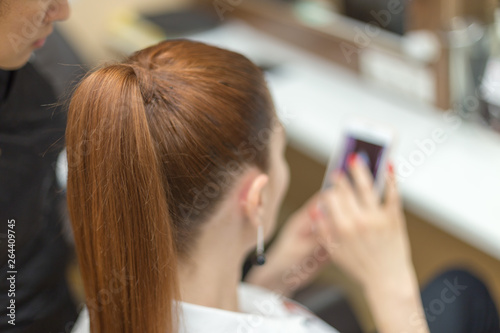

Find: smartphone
321;119;394;195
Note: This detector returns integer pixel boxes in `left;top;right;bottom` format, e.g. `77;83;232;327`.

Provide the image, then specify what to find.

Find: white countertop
185;21;500;260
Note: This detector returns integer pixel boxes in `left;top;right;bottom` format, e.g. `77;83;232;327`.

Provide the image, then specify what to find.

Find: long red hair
66;40;276;333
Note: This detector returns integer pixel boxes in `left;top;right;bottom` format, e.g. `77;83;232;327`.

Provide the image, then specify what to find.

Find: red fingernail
311;207;320;221
347;153;357;167
388;162;394;175
309;202;321;221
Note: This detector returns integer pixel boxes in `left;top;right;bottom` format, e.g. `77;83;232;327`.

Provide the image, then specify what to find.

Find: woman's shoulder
70;284;340;333
180;283;339;333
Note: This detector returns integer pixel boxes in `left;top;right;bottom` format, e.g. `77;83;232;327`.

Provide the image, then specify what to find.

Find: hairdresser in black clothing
0;0;78;332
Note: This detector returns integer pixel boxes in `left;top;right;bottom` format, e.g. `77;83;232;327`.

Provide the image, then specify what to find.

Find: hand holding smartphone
315;123;424;333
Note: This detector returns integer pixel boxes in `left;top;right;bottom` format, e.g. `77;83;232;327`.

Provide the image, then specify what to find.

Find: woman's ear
241;174;269;228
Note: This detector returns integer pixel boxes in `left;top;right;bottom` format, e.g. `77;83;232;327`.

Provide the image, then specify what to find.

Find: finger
348;153;379;209
315;205;341;254
306;193;326;235
327;170;350;221
307;192;322;220
333;169;362;220
319;171;353;237
384;162;404;224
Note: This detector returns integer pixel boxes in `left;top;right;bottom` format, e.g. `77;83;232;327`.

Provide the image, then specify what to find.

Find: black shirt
0;70;12;103
0;63;72;330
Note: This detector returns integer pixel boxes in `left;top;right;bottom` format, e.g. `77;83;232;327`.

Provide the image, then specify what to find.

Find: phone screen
340;135;386;177
322;135;387;191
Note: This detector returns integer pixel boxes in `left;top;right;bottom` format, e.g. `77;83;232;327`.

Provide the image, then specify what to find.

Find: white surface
359;48;436;104
187;21;500;260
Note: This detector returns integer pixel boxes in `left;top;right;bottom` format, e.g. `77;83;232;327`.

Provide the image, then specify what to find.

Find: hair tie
131;65;156;104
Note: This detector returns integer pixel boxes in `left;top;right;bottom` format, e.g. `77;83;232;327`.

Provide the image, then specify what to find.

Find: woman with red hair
67;39;498;333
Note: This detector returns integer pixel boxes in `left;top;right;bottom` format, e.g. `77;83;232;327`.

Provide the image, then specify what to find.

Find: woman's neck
178;256;241;312
177;221;248;312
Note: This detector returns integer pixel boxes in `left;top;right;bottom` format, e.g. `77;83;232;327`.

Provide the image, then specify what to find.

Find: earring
255;225;266;265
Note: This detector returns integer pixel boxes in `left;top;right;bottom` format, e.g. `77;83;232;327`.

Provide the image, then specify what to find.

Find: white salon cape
72;283;340;333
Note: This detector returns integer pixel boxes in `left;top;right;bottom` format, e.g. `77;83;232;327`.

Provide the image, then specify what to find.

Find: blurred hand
316;154;414;290
245;194;329;297
248;155;429;333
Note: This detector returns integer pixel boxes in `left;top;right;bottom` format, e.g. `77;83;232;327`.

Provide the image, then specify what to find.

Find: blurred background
40;0;500;331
